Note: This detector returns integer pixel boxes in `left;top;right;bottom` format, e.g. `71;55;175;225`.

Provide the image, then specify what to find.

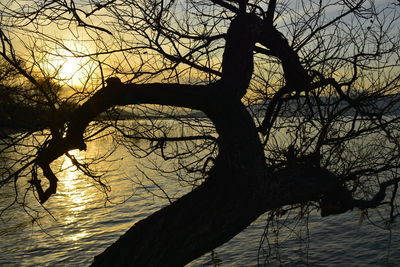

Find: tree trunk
91;98;268;266
91;98;340;266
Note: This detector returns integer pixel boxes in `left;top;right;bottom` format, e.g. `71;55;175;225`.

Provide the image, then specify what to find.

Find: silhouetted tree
1;0;400;266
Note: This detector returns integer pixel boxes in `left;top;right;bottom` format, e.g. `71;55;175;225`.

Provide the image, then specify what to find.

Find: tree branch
210;0;239;13
33;79;220;203
353;178;400;209
265;0;276;24
257;23;311;94
69;0;113;35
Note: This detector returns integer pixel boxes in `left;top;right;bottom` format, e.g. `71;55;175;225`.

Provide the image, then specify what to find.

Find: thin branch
295;0;364;52
210;0;239;13
265;0;277;25
70;0;113;35
354;178;400;209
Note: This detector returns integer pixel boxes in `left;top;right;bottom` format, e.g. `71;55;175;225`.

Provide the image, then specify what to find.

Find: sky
1;0;399;96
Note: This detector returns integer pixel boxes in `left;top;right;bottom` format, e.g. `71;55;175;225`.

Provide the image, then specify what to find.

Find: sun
55;49;89;86
60;55;82;79
44;42;93;87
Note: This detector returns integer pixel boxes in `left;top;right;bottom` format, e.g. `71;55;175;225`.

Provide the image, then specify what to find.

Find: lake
0;119;399;266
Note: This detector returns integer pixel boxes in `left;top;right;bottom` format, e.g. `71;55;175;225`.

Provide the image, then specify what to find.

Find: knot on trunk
106;77;122;87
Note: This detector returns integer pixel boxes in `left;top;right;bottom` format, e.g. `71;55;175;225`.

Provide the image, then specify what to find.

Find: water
0;129;399;266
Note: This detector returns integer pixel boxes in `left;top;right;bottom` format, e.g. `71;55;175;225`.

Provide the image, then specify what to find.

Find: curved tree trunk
92;97;268;266
30;76;355;266
91;98;343;266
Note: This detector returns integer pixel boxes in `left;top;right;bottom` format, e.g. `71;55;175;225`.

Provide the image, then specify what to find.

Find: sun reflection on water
66;231;89;242
57;149;92;225
60;150;84;195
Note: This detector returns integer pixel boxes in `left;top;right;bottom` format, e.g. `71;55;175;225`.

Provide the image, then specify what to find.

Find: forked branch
32;79;218;203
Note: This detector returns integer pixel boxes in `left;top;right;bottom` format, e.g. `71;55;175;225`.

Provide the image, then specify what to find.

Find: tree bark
30;78;366;266
91;97;342;266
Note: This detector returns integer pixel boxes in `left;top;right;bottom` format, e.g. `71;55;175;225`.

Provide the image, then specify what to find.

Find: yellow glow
56;50;89;86
59;55;82;79
61;149;81;174
60;149;86;205
67;231;89;242
43;41;93;87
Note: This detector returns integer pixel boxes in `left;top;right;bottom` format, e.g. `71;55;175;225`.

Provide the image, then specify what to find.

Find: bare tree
1;0;400;266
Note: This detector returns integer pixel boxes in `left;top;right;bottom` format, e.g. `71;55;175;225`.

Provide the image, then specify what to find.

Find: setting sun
54;49;89;86
59;54;83;80
42;41;94;87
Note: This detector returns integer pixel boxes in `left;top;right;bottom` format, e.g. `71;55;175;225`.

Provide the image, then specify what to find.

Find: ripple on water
1;137;399;266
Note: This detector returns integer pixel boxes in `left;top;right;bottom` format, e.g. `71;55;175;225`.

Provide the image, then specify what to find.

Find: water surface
0;129;398;266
